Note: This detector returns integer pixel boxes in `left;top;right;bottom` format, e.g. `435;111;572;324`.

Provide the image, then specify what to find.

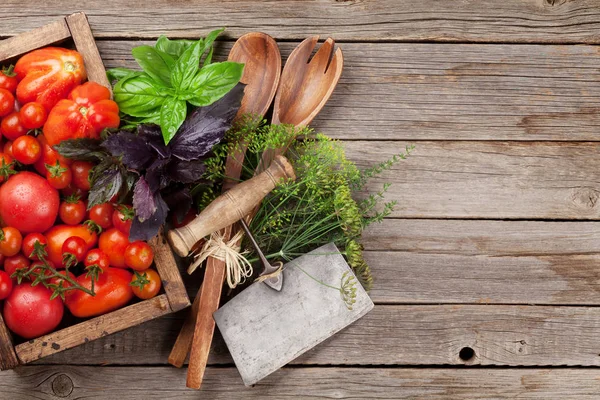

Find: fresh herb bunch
201;116;413;290
107;29;244;144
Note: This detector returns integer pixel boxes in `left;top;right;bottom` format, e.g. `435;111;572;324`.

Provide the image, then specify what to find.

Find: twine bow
188;230;253;289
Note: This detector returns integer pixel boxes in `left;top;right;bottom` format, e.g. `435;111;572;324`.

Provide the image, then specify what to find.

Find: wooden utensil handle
168;155;295;257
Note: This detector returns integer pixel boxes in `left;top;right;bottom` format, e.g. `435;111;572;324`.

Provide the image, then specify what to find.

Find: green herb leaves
110;28;244;145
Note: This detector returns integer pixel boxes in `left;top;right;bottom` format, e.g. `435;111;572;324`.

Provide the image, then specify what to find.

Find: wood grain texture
16;295;171;364
0;18;70;62
0;313;18;370
28;304;600;366
96;40;600;141
4;366;600;399
2;0;600;43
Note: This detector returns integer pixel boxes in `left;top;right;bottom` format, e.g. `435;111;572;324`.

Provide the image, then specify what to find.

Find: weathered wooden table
2;1;600;398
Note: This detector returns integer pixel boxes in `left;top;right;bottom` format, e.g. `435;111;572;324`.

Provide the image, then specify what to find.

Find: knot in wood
52;373;74;397
571;187;600;210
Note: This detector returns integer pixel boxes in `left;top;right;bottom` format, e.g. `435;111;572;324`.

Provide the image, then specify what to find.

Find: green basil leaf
113;73;168;117
132;45;175;87
202;46;214;66
159;97;187;144
187;62;244;107
171;40;203;92
155;35;196;59
107;67;137;84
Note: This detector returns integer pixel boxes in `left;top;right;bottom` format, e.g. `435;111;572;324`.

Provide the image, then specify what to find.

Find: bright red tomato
1;111;26;140
112;205;133;236
0;89;14;117
21;233;47;260
44;224;97;267
49;270;75;290
0;152;15;183
19;102;47;130
46;161;72;190
130;269;161;300
4;254;30;277
33;134;71;177
0;67;18;93
0;172;59;234
0;227;22;257
98;228;130;268
124;241;154;271
2;142;12;158
61;236;87;268
0;270;13;300
12;135;41;165
88;203;113;230
71;161;93;191
4;283;64;339
59;197;86;225
84;248;110;270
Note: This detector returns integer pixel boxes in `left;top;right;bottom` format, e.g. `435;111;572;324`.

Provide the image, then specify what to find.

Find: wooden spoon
166;32;281;390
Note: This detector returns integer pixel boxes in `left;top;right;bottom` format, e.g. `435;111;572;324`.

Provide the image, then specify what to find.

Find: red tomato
0;270;12;300
112;205;134;236
61;236;87;268
1;111;26;140
0;172;59;234
2;141;12;158
4;254;30;277
84;248;110;270
0;89;14;117
46;161;72;190
0;227;22;257
0;152;15;183
58;197;85;225
88;203;113;230
71;161;93;191
21;233;47;260
43;82;119;146
44;224;97;267
98;228;130;268
15;47;86;112
49;270;75;290
12;135;41;164
0;67;18;93
19;102;47;130
130;269;161;300
33;134;71;177
65;267;132;318
4;283;64;339
124;241;154;271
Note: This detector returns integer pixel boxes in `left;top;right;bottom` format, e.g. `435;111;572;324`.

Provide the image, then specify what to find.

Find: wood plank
0;313;18;370
31;305;600;366
345;141;600;219
0;18;70;62
98;40;600;141
3;1;600;43
3;366;600;399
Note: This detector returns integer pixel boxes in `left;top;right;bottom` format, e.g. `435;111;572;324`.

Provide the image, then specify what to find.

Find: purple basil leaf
138;124;170;158
130;193;169;241
133;176;156;221
164;188;193;224
145;158;171;192
169;82;245;161
88;165;123;208
102;130;155;169
168;159;207;183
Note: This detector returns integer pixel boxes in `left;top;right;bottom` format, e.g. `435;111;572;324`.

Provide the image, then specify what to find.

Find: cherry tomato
29;260;55;277
124;241;154;271
88;203;113;230
84;248;110;270
112;205;133;236
12;135;41;164
19;102;47;130
98;228;130;268
61;183;87;199
21;233;47;260
0;152;15;183
61;236;87;268
0;227;22;257
0;172;60;234
1;111;26;140
130;269;161;300
33;134;71;177
49;270;75;291
0;67;18;93
4;283;64;339
45;224;98;267
2;141;12;158
0;89;14;117
59;197;86;225
0;270;13;300
45;161;72;190
71;161;93;191
4;254;30;278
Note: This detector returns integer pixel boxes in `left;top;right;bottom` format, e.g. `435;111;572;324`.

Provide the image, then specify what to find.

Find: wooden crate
0;12;191;370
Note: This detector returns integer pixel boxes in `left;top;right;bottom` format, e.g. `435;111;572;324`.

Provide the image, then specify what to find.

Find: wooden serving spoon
166;32;281;389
